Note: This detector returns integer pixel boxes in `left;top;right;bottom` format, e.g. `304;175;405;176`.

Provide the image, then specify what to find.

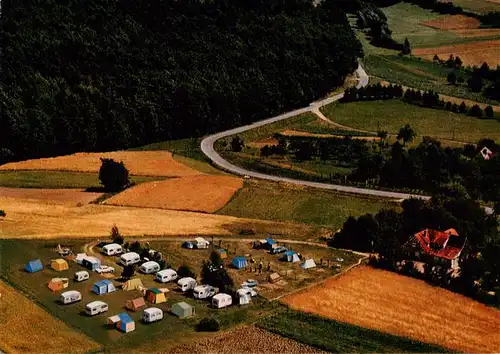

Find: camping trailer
212;293;232;309
102;243;123;256
60;290;82;304
177;277;197;292
155;269;177;283
193;285;219;299
140;261;160;274
85;301;108;316
142;307;163;323
236;289;252;305
194;237;210;249
120;252;141;266
74;271;89;282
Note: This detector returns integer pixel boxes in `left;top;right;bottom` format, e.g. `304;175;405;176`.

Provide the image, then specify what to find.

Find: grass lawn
0;171;161;189
259;308;449;353
217;180;397;230
321;99;500;143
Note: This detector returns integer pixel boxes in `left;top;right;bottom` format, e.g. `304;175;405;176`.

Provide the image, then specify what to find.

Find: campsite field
320;100;500;143
0;151;201;177
105;175;243;213
0;194;314;240
217;180;397;232
282;266;500;353
0;279;100;354
0;238;359;350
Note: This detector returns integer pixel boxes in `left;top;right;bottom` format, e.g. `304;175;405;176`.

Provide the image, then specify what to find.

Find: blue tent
82;256;101;271
282;251;300;263
263;238;277;250
117;312;135;332
232;256;248;269
92;280;116;295
25;259;43;273
182;241;194;249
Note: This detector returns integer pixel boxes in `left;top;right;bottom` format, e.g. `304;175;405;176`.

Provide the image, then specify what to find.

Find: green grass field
217;180;397;229
0;171;162;189
259;309;449;353
321;99;500;143
447;0;500;14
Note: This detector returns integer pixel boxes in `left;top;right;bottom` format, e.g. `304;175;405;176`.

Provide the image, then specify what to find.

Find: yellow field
283;266;500;353
0;280;100;353
280;129;380;141
105;175;243;213
414;39;500;67
0;187;101;205
0;196;309;239
0;151;201;177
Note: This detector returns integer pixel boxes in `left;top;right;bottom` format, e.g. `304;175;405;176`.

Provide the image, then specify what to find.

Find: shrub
0;210;5;217
197;317;220;332
485;106;494;119
110;224;124;244
177;264;196;278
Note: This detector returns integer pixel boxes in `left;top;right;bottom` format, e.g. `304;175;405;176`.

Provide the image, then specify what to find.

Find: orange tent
48;278;69;292
125;297;146;312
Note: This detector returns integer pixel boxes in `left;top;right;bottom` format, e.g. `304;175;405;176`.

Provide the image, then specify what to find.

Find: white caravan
193;285;219;299
60;290;82;305
74;270;89;282
155;269;178;283
140;261;160;274
212;293;232;309
143;307;163;323
120;252;141;266
85;301;108;316
177;277;197;292
102;243;123;256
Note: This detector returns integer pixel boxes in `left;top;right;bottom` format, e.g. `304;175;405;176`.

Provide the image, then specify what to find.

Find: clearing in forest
0;151;201;177
0;280;100;354
105;175;243;213
282;266;500;353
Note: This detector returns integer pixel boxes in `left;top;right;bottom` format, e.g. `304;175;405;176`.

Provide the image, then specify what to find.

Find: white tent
301;259;316;269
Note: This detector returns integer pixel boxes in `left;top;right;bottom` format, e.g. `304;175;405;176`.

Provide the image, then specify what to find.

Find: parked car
270;246;287;254
58;248;72;256
241;279;258;288
95;265;115;274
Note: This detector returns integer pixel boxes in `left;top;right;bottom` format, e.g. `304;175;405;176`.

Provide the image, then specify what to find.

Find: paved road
200;65;430;201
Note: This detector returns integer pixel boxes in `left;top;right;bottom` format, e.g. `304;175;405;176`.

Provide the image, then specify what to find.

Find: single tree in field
459;101;467;114
397;124;416;146
121;265;135;280
468;104;483;118
0;210;5;218
454;56;462;68
402;38;411;55
99;158;130;192
485;106;494;119
447;71;457;85
231;136;244;152
110;224;124;244
446;54;455;68
433;54;440;63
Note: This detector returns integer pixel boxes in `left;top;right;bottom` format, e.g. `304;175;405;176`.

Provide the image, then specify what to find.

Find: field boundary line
270;254;369;302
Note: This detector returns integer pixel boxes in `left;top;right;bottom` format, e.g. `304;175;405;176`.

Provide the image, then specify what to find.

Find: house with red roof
403;228;466;269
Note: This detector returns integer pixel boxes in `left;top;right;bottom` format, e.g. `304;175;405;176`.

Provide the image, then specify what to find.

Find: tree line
0;0;363;163
330;190;500;305
342;84;496;119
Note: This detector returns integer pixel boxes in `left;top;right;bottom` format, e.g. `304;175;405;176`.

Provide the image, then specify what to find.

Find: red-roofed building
403;228;466;269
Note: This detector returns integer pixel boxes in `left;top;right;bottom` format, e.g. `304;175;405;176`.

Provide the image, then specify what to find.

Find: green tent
171;302;195;318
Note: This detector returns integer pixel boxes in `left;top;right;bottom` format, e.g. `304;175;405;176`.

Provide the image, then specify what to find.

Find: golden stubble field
0;187;102;205
0;151;201;177
0;280;100;353
105;175;243;213
282;266;500;353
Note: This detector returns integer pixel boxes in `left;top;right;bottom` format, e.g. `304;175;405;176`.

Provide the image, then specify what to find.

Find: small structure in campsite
126;297;146;312
92;280;117;295
145;288;167;304
301;259;316;269
281;251;300;263
216;248;227;259
236;288;252;305
171;302;195;318
116;312;135;333
51;259;69;271
82;256;101;271
25;259;43;273
194;237;210;249
268;272;281;283
232;256;248;270
122;278;144;291
143;307;163;323
212;293;232;309
48;277;69;292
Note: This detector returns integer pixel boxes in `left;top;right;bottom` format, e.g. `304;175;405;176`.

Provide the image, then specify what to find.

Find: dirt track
282;266;500;353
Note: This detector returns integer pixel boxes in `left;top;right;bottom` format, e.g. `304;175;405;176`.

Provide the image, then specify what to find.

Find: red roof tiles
413;228;464;260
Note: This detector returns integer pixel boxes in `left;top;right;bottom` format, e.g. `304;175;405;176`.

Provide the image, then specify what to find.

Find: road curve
200;65;430;201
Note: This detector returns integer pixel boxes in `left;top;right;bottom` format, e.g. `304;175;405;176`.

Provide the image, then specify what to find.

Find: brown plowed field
166;326;326;354
452;28;500;38
0;151;201;177
413;39;500;67
0;187;101;205
422;15;480;29
0;280;100;354
105;175;243;213
282;266;500;353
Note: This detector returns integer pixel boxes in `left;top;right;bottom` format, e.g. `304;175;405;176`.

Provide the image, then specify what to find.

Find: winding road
200;65;430;201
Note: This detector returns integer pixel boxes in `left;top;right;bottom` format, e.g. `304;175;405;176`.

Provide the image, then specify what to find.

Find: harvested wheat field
414;39;500;67
280;130;380;141
283;266;500;353
105;175;243;213
0;196;307;238
0;151;201;177
247;137;280;149
0;280;99;354
0;187;101;205
166;326;326;354
422;14;480;30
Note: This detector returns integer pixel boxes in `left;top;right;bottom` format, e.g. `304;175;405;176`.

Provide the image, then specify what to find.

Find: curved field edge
257;308;449;353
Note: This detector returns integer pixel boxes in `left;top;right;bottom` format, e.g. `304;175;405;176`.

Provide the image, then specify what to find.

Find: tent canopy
122;278;143;291
92;280;116;295
25;259;43;273
126;297;146;311
146;288;167;303
51;259;69;271
232;256;247;269
301;259;316;269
